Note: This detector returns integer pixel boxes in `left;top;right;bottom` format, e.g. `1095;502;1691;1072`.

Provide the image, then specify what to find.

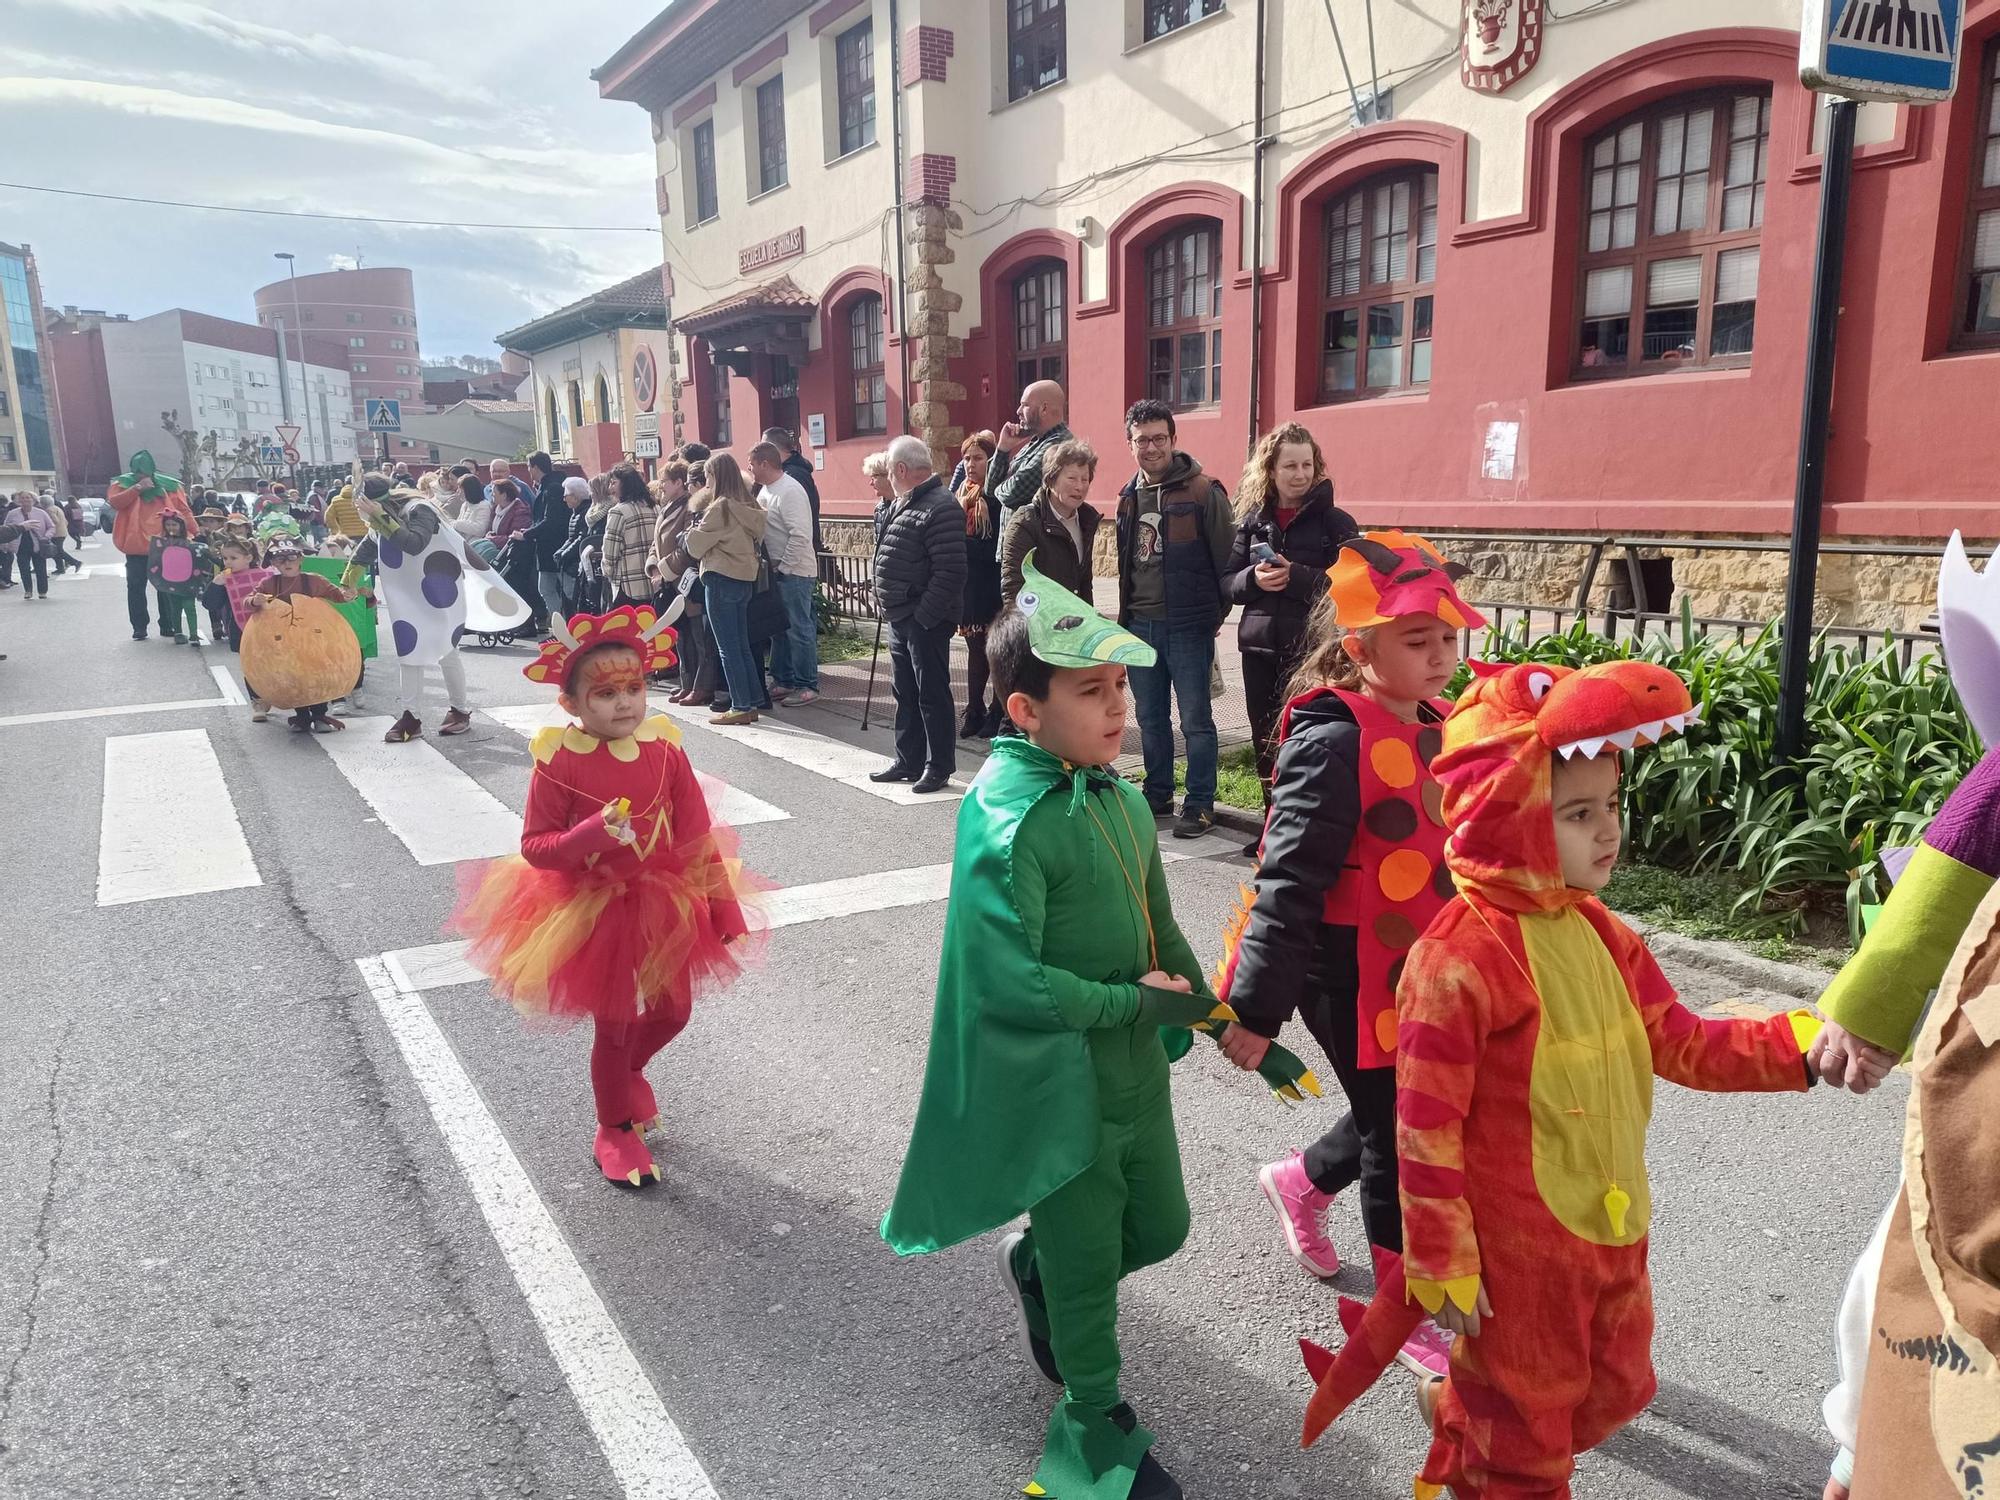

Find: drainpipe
1246;0;1270;451
888;0;914;437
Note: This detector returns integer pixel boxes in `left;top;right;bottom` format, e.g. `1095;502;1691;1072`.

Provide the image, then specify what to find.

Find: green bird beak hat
1015;551;1156;669
114;448;184;501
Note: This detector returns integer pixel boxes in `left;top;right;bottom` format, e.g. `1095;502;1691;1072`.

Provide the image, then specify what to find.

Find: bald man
988;379;1074;515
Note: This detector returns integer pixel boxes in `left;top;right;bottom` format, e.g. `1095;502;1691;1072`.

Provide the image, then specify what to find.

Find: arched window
1958;39;2000;349
1012;260;1067;393
568;380;585;430
1144;219;1223;410
593;373;611;423
545;385;560;446
1320;167;1438;401
1574;89;1771;377
846;294;887;435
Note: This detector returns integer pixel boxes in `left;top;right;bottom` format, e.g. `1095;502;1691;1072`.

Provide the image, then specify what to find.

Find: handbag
745;548;789;644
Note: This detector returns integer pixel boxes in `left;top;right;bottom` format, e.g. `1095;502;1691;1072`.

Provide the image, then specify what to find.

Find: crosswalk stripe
317;715;521;865
209;663;247;706
656;698;968;806
481;703;791;828
0;697;228;730
99;728;261;905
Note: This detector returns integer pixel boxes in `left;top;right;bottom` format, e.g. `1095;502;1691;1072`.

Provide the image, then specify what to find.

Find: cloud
15;0;498;107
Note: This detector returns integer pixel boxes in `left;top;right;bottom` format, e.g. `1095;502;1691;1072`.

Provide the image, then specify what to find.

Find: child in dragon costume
881;554;1317;1500
1214;531;1483;1383
1815;533;2000;1500
451;602;767;1188
1299;655;1824;1498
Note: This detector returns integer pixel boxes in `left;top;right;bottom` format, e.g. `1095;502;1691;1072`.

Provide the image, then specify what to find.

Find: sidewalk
810;620;1262;827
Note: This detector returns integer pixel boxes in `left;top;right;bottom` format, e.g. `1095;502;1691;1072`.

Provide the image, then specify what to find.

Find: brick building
595;0;2000;624
252;266;427;465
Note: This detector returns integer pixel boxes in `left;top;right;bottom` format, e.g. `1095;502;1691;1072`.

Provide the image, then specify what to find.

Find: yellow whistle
1604;1184;1632;1238
614;797;632;818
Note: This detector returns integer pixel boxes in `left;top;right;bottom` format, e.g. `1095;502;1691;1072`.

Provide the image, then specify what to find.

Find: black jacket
960;490;1003;627
1115;451;1232;633
528;473;568;566
873;475;967;630
1226;692;1363;1039
1222;479;1358;658
781;451;823;553
999;489;1099;610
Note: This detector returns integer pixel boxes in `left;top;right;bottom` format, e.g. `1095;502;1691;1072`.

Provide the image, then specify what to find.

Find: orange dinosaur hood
1434;660;1697;914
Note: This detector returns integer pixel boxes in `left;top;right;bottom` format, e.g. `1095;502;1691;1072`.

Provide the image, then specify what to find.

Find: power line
0;180;658;234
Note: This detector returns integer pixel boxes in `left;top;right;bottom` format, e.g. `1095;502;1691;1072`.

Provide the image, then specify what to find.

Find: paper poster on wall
1481;421;1520;481
806;413;826;449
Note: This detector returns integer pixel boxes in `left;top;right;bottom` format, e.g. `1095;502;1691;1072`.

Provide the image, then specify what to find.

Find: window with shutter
1958;41;2000;348
1143;221;1224;411
1574;90;1770;377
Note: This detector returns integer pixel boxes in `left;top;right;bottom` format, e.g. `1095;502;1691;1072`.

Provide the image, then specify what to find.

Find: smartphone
1250;541;1280;566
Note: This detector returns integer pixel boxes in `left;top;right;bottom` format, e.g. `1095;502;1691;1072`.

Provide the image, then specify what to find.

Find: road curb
1625;920;1831;1002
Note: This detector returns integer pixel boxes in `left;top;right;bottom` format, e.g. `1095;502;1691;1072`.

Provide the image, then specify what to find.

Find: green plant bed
1474;602;1975;945
1601;862;1848;970
817;627;877;664
1174;744;1265;815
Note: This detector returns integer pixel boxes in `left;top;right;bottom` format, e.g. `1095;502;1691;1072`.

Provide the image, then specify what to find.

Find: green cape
881;738;1196;1257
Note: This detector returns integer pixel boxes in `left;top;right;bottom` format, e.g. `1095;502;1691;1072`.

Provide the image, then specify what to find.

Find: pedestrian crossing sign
366;398;403;432
1802;0;1963;104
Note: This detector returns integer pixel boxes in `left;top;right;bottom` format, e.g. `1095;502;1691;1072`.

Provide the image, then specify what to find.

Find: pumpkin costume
449;604;768;1187
1299;657;1821;1499
882;557;1315;1500
1819;534;2000;1500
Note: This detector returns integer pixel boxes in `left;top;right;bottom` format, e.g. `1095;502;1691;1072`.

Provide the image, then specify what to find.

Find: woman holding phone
1222;424;1357;855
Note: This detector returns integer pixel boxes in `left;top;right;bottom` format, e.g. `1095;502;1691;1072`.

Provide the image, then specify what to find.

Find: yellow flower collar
528;713;681;766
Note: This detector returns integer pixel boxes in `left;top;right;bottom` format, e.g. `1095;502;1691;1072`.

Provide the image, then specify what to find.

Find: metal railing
817;552;879;621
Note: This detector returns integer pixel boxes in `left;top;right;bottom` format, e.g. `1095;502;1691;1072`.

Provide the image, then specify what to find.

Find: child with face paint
449;604;768;1187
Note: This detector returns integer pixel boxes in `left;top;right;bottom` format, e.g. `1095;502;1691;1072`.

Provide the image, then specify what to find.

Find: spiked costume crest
523;602;684;691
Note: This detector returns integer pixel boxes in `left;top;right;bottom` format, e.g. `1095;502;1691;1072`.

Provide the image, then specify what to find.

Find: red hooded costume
1302;659;1820;1498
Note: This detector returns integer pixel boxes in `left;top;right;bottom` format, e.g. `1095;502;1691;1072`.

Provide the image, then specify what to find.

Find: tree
159;409;205;483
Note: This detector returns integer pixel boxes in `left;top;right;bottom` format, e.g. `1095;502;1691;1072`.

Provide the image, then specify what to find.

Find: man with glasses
1116;399;1234;839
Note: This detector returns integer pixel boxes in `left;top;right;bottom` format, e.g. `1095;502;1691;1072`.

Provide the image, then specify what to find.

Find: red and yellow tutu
448;714;769;1026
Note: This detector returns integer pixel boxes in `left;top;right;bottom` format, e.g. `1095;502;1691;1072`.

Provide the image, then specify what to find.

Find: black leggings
1242;646;1307;808
1295;926;1401;1253
963;626;992;720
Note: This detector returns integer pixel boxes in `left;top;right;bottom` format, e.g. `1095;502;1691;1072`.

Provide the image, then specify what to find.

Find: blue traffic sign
365;398;403;432
1803;0;1963;104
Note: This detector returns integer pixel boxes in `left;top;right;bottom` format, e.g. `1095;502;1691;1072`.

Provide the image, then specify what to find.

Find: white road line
209;663;247;706
379;833;1229;990
657;699;967;806
483;703;790;828
98;728;260;906
317;716;520;865
357;955;719;1500
0;696;227;730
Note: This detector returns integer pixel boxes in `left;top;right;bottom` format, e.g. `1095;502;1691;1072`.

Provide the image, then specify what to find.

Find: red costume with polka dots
449;605;768;1186
1217;533;1483;1311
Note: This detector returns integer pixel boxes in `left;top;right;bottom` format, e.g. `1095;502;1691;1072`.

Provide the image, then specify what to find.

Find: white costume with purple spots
374;498;529;664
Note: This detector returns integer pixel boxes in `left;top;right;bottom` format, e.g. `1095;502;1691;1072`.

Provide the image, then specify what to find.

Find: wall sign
1461;0;1543;94
805;413;826;449
739;226;805;276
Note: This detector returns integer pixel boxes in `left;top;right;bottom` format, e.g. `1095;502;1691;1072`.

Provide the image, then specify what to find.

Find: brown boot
384;710;422;743
439;707;473;736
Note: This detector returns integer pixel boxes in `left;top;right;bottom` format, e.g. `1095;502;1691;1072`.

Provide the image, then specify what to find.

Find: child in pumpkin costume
882;555;1318;1500
1299;656;1824;1498
450;604;767;1188
1215;531;1483;1381
244;539;358;733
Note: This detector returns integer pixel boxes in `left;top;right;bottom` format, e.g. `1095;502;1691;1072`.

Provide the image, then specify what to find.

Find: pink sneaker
1258;1151;1341;1277
1395;1318;1453;1381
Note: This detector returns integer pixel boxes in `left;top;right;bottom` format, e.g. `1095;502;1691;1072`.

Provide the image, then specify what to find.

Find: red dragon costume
1300;658;1822;1498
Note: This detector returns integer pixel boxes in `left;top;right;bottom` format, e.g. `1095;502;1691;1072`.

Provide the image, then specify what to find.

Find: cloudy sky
0;0;663;358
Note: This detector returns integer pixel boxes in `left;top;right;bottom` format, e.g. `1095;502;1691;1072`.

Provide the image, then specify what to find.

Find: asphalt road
0;539;1906;1500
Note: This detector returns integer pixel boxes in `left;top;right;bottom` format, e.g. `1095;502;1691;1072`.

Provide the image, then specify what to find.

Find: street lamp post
273;252;316;476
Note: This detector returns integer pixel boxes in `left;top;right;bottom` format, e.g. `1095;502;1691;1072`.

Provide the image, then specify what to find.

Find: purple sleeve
1923;748;2000;877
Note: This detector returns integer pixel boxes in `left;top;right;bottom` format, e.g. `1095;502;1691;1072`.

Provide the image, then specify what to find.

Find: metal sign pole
1775;96;1858;769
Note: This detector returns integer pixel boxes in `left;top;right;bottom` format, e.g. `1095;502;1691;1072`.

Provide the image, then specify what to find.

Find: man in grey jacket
869;436;966;794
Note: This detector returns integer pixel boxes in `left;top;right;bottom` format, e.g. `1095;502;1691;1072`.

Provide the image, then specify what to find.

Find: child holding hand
1214;531;1484;1380
451;604;766;1188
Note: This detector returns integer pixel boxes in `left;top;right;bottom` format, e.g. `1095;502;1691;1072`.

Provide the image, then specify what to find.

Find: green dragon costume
882;556;1313;1500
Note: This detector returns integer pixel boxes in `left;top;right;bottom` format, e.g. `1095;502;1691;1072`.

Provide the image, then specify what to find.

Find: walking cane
860;609;885;731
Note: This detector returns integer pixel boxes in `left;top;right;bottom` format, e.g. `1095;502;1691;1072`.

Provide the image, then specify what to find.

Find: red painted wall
48;328;118;493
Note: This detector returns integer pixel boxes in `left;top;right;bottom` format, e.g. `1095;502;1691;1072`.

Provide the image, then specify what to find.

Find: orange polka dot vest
1285;687;1453;1069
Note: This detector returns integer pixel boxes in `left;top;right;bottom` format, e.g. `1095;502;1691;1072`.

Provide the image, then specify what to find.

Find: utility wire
0;180;658;233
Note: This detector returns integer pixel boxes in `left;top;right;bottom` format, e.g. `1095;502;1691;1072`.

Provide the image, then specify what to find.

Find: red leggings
588;995;691;1128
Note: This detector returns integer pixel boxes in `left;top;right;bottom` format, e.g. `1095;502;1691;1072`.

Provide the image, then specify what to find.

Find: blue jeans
1127;616;1217;812
767;572;819;692
702;573;770;711
537;568;572;622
